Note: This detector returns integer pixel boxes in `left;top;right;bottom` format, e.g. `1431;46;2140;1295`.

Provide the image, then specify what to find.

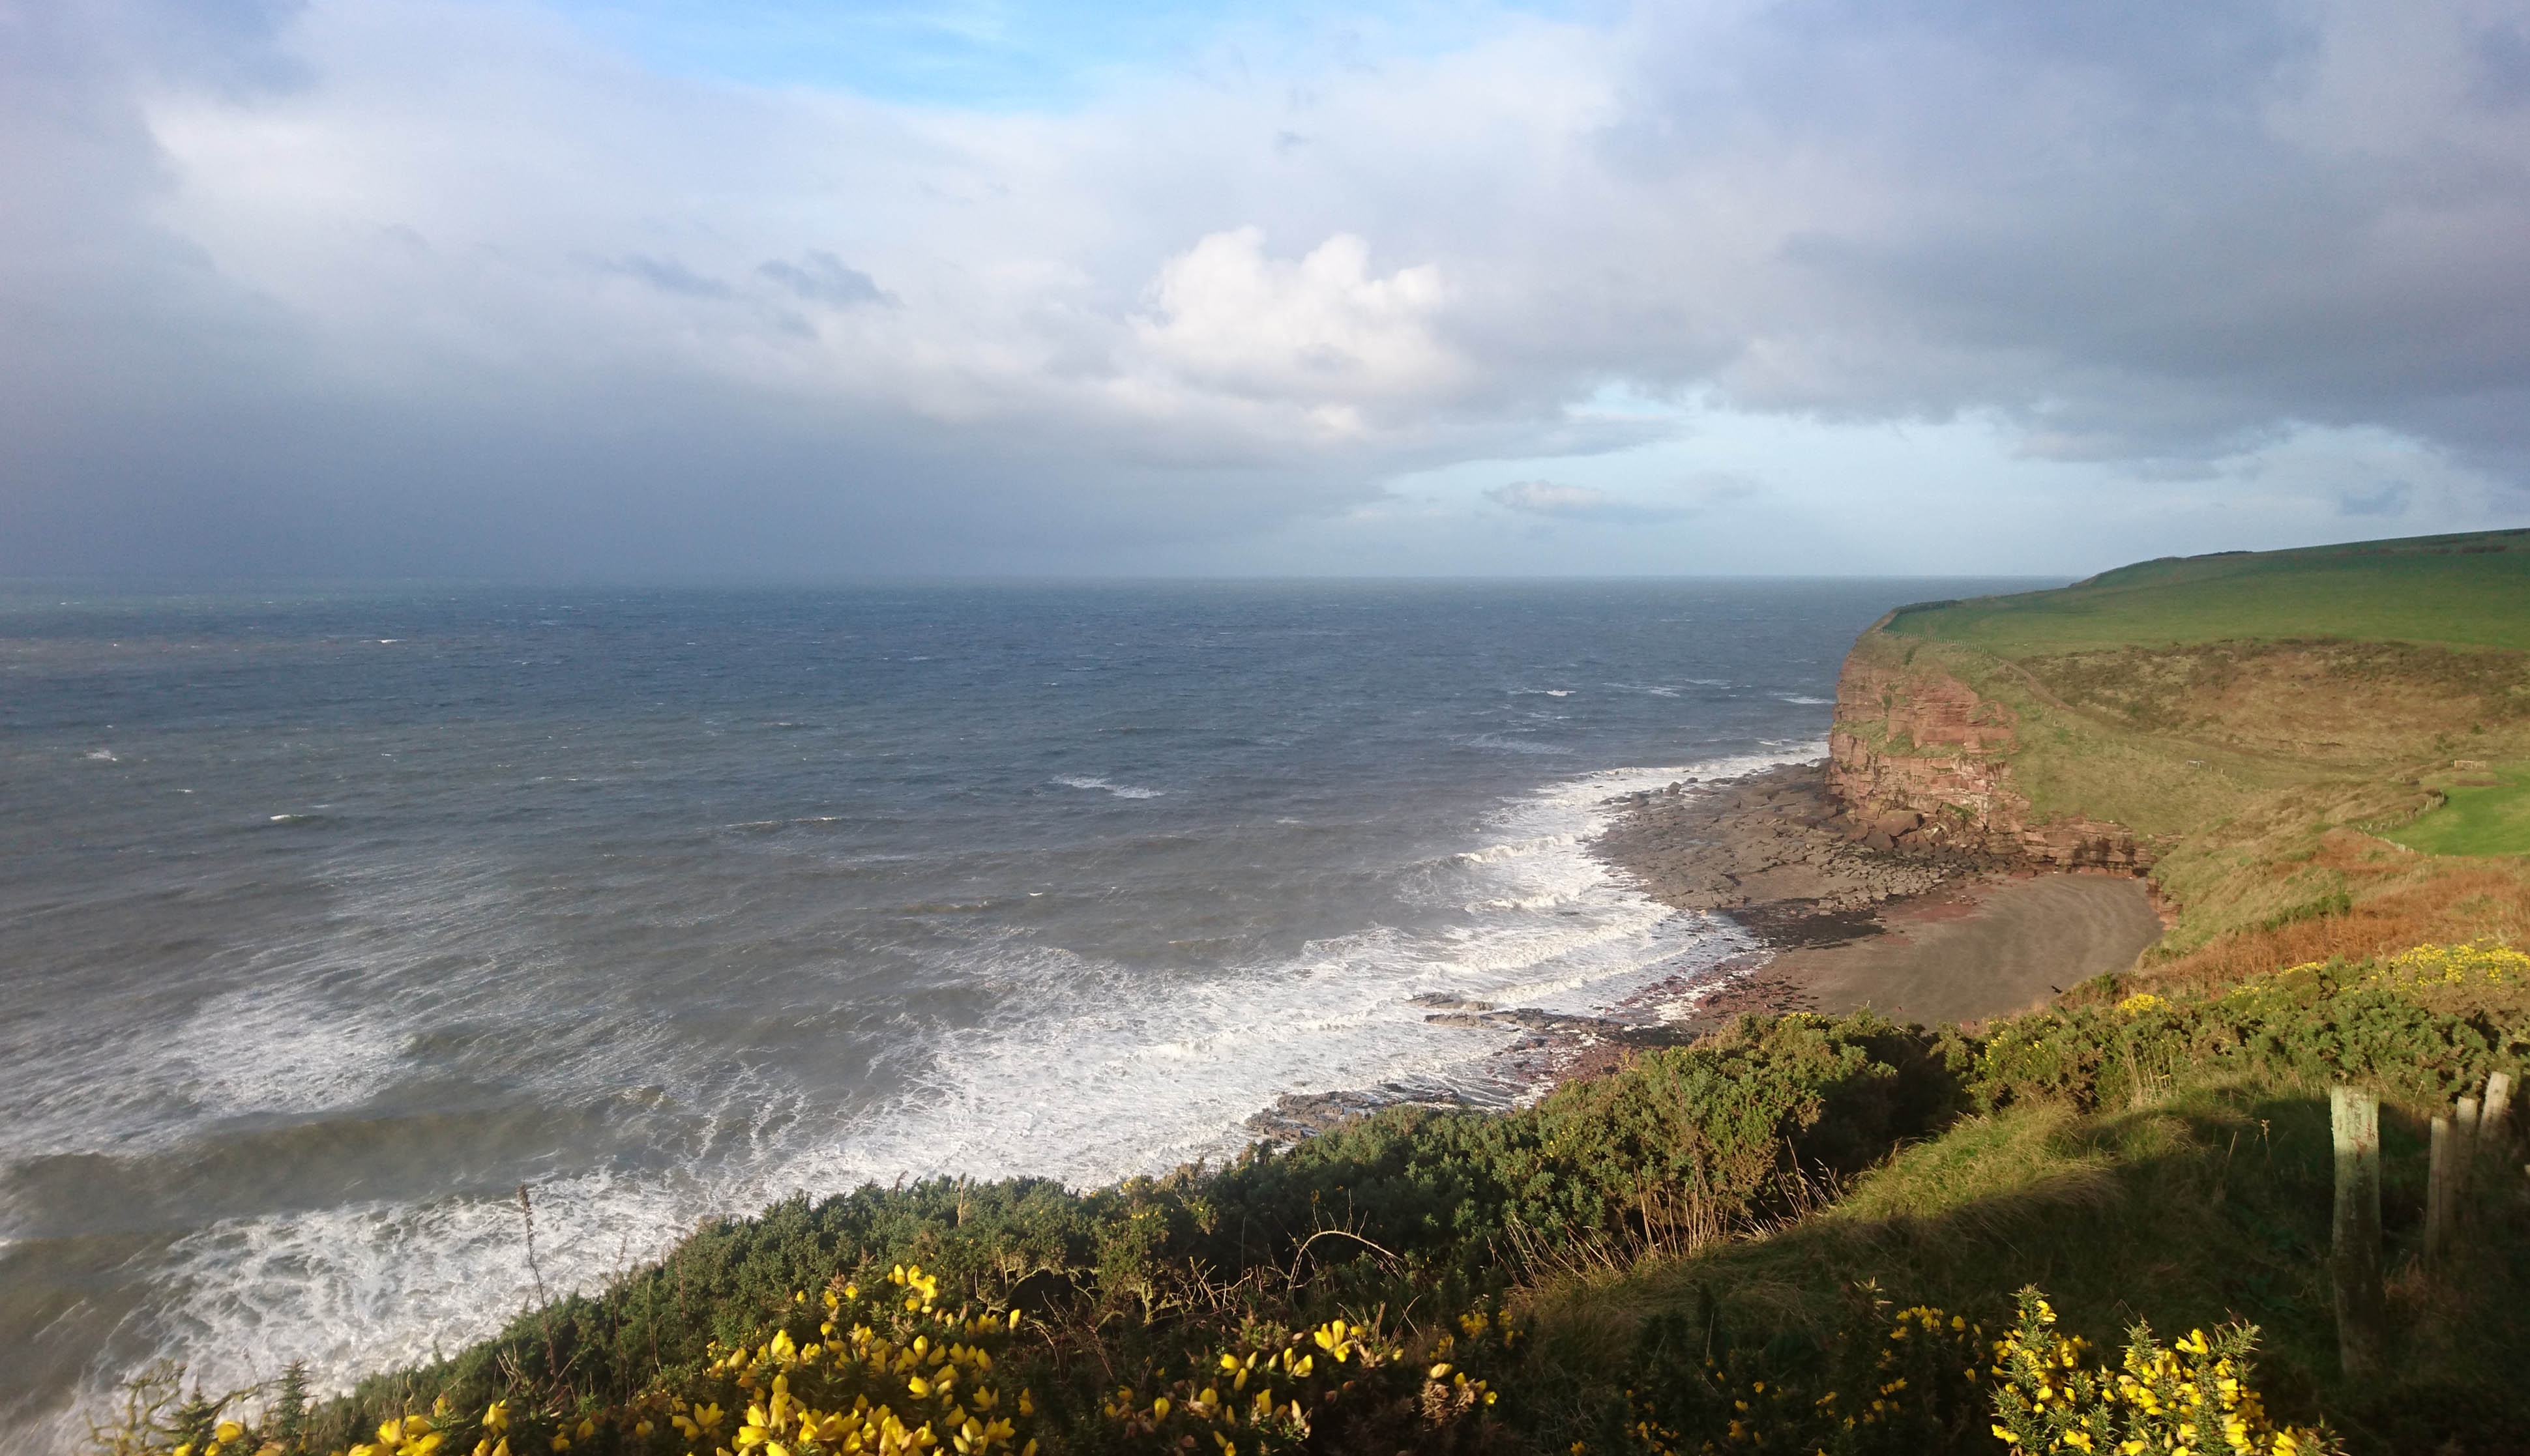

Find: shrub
1616;1287;1992;1455
1986;1288;2327;1455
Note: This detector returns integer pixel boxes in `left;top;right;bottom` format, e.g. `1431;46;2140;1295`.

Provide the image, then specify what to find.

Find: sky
4;0;2529;579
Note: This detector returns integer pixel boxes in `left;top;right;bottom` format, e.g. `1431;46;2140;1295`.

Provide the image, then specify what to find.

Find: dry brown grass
2127;852;2530;998
2018;640;2530;766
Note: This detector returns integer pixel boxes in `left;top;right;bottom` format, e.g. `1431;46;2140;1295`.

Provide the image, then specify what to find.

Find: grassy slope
1885;531;2530;654
2384;763;2530;857
1862;531;2530;961
1529;1071;2530;1454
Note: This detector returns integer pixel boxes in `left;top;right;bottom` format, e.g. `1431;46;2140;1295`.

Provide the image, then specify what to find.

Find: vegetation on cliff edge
100;945;2530;1455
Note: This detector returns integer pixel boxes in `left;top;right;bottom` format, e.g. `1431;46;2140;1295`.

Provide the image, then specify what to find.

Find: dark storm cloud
1607;0;2530;471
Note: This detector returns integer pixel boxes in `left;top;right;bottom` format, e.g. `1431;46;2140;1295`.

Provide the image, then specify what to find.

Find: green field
2385;765;2530;857
1885;529;2530;656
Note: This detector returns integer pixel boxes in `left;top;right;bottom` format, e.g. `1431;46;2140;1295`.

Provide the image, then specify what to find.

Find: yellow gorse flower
1988;1289;2319;1456
2370;940;2530;989
99;1250;1525;1456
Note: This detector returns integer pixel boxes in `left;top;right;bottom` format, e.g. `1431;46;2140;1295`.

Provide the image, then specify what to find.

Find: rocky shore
1243;759;2160;1144
1593;759;2006;943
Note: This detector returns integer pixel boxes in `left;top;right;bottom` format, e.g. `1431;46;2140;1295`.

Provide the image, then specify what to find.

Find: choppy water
0;578;2035;1448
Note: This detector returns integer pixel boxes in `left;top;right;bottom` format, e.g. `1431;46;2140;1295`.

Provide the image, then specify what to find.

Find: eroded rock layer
1827;640;2157;871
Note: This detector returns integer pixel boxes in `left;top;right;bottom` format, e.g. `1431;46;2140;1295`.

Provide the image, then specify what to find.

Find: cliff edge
1827;624;2156;870
1819;527;2530;973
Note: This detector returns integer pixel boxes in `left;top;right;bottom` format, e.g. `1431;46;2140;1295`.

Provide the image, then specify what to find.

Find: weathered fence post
2488;1071;2516;1153
2330;1084;2387;1376
2426;1113;2452;1260
2456;1094;2482;1205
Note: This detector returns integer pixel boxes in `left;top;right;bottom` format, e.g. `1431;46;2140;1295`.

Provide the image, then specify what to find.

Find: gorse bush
1986;1289;2323;1455
1976;954;2527;1114
115;1265;1526;1456
1616;1289;1993;1455
2360;941;2530;995
1606;1283;2332;1456
119;1277;2330;1456
94;948;2520;1454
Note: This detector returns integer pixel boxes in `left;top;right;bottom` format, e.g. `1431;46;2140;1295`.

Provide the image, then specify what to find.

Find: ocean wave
1445;834;1577;866
1460;734;1574;755
1052;775;1166;798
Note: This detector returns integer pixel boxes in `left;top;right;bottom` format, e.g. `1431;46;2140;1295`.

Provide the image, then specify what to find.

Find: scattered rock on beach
1244;1081;1480;1141
1593;760;1997;941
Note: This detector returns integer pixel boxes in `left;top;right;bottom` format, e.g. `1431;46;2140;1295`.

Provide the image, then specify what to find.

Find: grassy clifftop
1885;529;2530;654
1832;529;2530;976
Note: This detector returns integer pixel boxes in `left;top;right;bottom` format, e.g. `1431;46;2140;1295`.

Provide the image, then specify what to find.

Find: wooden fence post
2330;1084;2387;1376
2488;1071;2516;1153
2456;1094;2482;1206
2426;1114;2452;1260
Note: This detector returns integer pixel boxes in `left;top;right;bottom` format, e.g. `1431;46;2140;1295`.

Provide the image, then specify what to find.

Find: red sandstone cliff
1826;632;2157;871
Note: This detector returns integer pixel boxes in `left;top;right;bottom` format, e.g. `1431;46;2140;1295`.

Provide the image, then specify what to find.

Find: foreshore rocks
1593;760;1998;943
1239;763;1990;1143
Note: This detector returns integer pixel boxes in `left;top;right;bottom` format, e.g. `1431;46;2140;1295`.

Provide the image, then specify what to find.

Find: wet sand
1763;872;2163;1025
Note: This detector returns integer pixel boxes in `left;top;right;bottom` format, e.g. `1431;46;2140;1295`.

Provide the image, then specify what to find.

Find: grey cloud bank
3;0;2527;578
1488;481;1693;523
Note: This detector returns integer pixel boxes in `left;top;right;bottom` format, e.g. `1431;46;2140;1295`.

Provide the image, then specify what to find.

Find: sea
0;578;2038;1449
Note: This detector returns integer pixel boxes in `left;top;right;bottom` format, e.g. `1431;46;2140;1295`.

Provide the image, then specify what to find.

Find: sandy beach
1595;760;2166;1030
1763;871;2162;1023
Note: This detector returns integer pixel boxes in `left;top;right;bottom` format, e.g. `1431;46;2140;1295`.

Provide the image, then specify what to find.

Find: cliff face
1827;634;2158;871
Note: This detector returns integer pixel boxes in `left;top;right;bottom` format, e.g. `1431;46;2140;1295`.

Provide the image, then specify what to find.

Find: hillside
1885;530;2530;655
1827;529;2530;976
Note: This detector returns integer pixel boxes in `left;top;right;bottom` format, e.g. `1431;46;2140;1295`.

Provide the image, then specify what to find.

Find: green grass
1527;1083;2530;1454
1884;529;2530;656
2385;765;2530;857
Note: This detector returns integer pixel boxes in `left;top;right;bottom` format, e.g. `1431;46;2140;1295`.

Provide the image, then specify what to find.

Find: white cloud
3;0;2527;576
1131;229;1462;429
